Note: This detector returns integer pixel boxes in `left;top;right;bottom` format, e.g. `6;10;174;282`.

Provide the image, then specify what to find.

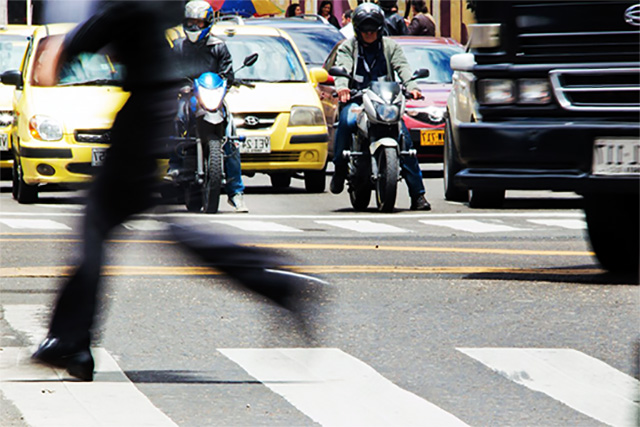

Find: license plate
592;137;640;175
0;134;8;152
420;129;444;146
91;148;107;166
239;136;270;154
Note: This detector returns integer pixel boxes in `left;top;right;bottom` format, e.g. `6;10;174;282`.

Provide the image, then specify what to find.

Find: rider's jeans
333;102;426;199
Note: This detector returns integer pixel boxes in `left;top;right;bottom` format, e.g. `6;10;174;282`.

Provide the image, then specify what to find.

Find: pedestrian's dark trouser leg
400;121;426;199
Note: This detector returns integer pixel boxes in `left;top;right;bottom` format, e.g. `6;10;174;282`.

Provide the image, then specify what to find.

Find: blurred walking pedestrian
285;3;302;17
340;9;354;38
407;0;436;36
31;0;327;382
379;0;407;35
319;0;340;29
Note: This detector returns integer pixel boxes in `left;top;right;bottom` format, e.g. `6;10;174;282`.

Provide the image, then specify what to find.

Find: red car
394;36;464;163
321;36;463;163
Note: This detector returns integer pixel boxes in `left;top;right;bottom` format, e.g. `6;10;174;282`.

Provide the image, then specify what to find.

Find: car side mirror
410;68;430;81
328;66;351;79
309;67;329;85
1;70;22;87
450;53;475;72
244;53;259;67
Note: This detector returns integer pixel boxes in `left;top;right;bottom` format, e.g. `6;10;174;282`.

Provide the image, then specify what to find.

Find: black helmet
352;3;385;35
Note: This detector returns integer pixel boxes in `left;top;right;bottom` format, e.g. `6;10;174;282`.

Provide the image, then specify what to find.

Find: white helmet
183;0;214;43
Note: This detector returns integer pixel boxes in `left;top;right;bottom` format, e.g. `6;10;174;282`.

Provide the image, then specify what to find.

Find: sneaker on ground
228;192;249;213
410;194;431;211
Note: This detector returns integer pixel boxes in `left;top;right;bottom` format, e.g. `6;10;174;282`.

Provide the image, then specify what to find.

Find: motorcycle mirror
328;66;351;79
410;68;430;81
244;53;259;67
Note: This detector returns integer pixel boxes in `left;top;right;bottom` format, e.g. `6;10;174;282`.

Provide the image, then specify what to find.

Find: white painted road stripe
0;219;71;230
1;305;176;427
210;220;303;232
316;220;410;233
420;219;525;233
122;219;169;231
527;219;587;230
457;347;640;427
219;348;468;427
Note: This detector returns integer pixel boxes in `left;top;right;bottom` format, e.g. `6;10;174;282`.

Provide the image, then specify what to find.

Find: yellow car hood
226;82;321;113
0;85;15;111
26;86;129;132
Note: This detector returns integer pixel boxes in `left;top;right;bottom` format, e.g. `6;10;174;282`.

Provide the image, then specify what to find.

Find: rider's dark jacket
173;33;234;83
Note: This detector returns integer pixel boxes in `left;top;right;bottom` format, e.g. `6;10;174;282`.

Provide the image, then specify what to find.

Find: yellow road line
0;265;603;278
0;238;593;256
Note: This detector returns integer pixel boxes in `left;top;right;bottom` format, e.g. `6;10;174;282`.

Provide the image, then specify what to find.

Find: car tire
468;189;505;209
270;173;291;189
304;166;326;193
13;159;38;204
443;117;468;202
584;192;639;276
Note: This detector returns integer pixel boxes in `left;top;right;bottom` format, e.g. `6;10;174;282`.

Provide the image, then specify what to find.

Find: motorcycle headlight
374;102;400;122
29;115;63;141
289;106;325;126
197;86;226;111
0;111;13;127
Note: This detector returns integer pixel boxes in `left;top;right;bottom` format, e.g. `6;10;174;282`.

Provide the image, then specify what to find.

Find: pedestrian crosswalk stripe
122;219;169;231
1;305;177;427
0;219;71;230
420;219;525;233
210;220;303;232
457;347;640;427
219;348;469;427
315;220;410;233
527;219;587;230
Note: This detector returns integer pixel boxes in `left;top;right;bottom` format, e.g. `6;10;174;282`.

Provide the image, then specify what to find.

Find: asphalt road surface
1;170;638;427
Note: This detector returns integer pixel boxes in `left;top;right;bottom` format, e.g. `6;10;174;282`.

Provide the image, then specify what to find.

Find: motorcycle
169;53;258;213
329;66;430;212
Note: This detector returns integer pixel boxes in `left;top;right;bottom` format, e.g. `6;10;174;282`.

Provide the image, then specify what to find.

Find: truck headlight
289;106;325;126
517;79;552;104
29;115;63;141
478;79;515;105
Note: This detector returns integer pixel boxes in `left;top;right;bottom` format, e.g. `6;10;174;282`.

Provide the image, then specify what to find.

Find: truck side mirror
450;53;475;72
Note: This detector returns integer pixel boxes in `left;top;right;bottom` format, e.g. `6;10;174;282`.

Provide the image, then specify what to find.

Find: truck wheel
304;166;326;193
13;159;37;204
270;173;291;189
375;146;398;213
585;193;639;275
443;118;468;202
468;189;505;209
202;138;222;214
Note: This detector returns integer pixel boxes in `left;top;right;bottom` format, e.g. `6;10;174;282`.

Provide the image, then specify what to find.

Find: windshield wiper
272;79;305;83
58;79;121;87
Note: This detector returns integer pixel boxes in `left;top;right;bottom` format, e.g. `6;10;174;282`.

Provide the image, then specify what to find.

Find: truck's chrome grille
549;68;640;112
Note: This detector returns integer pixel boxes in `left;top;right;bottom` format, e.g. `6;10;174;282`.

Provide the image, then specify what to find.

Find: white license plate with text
91;148;107;166
592;138;640;175
239;136;270;154
0;134;8;152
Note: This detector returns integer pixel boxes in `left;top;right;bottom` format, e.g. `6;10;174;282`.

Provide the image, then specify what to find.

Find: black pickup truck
445;0;639;274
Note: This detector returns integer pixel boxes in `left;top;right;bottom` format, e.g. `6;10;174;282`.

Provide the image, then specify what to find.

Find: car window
0;34;30;72
401;45;464;84
220;35;307;83
279;27;343;68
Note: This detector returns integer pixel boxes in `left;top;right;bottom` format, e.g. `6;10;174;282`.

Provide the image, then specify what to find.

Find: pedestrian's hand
338;88;351;103
410;89;424;100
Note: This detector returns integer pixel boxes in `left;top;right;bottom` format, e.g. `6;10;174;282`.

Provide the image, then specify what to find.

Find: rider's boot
330;163;347;194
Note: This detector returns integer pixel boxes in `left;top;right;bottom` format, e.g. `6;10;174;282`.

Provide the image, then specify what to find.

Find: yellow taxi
1;23;128;203
210;25;330;192
0;25;37;175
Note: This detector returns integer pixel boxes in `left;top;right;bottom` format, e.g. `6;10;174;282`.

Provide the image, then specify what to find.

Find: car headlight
406;106;446;123
0;111;13;127
289;106;325;126
374;102;400;122
517;78;552;104
477;79;515;105
29;115;63;141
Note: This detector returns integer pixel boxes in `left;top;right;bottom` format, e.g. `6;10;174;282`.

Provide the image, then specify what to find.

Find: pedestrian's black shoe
32;337;94;381
330;164;347;194
410;194;432;211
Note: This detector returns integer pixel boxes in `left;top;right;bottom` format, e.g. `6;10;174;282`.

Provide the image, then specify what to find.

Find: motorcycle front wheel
349;157;372;211
202;137;222;214
375;146;398;213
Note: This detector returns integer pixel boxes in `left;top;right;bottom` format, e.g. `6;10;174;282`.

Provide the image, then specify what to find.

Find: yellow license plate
420;129;444;146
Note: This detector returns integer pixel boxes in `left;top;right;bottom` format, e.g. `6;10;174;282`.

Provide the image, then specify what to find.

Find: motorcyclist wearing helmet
330;2;431;211
169;0;248;212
